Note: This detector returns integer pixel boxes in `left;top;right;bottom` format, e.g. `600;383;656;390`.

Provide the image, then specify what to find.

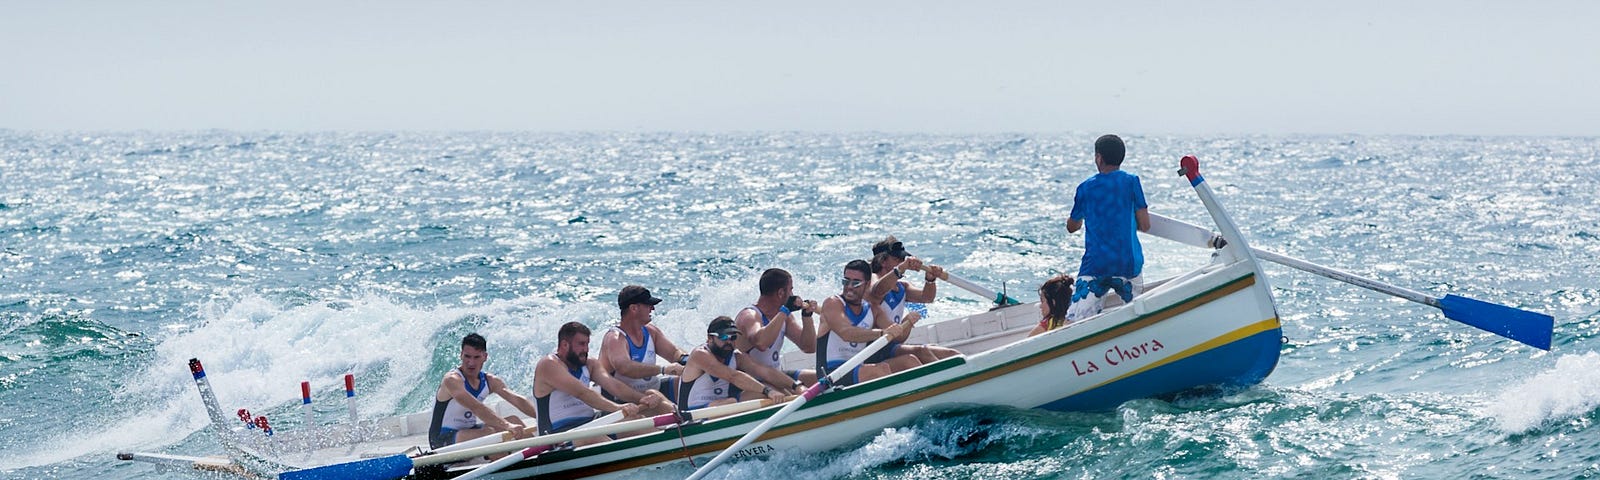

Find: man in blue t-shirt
1065;134;1151;321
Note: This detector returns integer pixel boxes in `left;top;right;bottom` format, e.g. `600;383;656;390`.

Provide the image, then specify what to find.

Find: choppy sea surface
2;131;1598;479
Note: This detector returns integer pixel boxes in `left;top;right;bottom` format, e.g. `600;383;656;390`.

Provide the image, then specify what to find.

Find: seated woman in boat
679;316;795;410
1028;274;1075;337
867;237;960;363
817;260;919;386
533;321;669;446
427;333;539;449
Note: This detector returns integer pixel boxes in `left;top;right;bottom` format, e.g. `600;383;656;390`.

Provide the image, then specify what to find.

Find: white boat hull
477;258;1280;480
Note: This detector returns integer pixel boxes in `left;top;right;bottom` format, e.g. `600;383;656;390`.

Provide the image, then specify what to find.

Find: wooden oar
278;400;771;480
429;410;625;455
685;335;893;480
1157;155;1554;350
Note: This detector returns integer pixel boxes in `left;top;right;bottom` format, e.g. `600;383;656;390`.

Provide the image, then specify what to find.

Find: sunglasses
715;332;740;342
841;277;866;288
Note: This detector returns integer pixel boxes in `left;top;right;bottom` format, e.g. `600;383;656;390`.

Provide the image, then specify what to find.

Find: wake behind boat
118;157;1552;480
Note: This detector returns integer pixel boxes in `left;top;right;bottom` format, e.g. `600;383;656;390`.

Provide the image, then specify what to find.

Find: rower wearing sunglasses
678;316;797;410
817;260;921;387
867;237;961;364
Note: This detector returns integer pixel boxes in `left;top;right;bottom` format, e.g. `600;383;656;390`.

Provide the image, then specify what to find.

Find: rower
597;285;686;416
867;237;960;363
679;316;794;410
733;268;818;386
533;322;662;446
817;260;918;386
427;333;538;449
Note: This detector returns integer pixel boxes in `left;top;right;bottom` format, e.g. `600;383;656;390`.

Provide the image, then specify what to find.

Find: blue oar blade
1438;294;1554;351
278;454;412;480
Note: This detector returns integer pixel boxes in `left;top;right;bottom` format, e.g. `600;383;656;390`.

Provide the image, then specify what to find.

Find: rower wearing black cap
679;316;794;410
597;285;686;417
867;236;961;364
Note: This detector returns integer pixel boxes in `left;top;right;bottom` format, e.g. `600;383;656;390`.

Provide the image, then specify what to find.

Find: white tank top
877;282;908;325
683;352;738;409
742;305;789;370
439;368;492;430
825;296;876;364
610;326;659;394
540;362;596;430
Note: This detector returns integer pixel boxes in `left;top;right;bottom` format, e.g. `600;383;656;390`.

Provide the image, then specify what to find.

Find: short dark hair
558;321;590;344
462;332;487;351
1095;134;1125;166
844;259;873;279
759;268;792;296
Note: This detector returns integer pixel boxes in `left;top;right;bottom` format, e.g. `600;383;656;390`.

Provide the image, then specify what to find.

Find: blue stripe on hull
1038;327;1282;411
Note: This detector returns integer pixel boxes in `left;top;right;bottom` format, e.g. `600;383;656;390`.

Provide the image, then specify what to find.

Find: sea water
1;132;1597;479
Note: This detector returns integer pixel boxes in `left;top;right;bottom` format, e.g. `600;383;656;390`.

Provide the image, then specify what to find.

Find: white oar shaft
1248;247;1438;308
942;272;997;303
937;271;1018;306
452;452;524;480
418;399;768;467
687;335;892;480
1146;212;1439;308
431;410;627;455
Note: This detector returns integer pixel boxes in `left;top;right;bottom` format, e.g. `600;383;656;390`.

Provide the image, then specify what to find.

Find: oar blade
277;454;411;480
1438;294;1554;351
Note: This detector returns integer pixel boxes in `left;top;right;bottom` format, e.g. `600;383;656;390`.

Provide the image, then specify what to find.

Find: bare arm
600;329;667;380
645;325;687;375
536;356;631;414
488;374;539;421
734;307;785;355
693;349;776;398
785;300;818;354
1066;217;1083;234
588;360;653;408
892;311;919;342
904;264;942;304
1135;208;1151;232
821;296;893;344
736;351;800;395
443;372;514;431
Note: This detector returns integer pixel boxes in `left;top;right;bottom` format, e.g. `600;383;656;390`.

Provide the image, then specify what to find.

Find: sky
2;1;1596;136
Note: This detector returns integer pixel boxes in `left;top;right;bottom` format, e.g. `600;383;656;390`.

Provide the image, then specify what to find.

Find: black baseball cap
618;285;663;308
708;316;739;337
872;238;910;259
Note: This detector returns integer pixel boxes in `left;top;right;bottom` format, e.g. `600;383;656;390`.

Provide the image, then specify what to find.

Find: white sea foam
1485;351;1600;433
2;291;568;470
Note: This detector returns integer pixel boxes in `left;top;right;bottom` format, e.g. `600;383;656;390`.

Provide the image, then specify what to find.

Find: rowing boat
119;156;1550;480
